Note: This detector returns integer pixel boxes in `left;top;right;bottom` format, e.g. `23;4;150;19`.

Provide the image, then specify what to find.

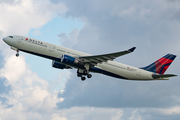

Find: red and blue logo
141;54;176;74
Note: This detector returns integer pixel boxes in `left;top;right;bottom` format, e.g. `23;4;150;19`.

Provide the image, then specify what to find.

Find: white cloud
155;106;180;115
130;109;142;120
0;55;27;83
51;114;68;120
58;28;80;48
112;5;151;21
0;0;68;119
0;0;67;36
0;54;63;120
111;110;123;120
0;0;67;50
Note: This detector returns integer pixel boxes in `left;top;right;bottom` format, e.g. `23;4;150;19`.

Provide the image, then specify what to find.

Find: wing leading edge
79;47;136;65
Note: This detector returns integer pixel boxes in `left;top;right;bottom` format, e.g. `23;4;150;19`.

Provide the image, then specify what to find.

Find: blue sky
28;16;84;44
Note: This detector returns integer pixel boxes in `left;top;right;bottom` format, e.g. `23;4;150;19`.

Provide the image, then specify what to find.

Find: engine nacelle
52;60;71;69
61;55;83;66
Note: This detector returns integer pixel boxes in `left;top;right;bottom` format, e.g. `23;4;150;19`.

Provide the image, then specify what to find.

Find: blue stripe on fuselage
90;67;128;79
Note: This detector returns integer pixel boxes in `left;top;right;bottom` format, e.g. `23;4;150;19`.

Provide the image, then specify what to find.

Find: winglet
128;47;136;52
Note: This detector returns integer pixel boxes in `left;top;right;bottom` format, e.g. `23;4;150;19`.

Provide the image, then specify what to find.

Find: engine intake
52;60;71;69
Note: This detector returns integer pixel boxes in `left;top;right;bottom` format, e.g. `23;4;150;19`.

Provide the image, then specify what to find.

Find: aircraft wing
79;47;136;66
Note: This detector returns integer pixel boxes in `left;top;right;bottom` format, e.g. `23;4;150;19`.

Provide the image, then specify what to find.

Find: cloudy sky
0;0;180;119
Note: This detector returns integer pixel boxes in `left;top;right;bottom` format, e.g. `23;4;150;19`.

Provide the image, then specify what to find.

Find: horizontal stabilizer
152;74;177;79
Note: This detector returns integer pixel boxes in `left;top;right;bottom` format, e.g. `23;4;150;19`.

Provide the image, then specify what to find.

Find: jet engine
61;55;84;67
52;60;71;69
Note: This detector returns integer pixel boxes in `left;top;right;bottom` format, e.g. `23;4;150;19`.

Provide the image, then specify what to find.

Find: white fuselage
3;35;166;80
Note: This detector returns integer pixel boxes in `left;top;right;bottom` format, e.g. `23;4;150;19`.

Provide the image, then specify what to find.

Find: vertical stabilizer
141;54;176;74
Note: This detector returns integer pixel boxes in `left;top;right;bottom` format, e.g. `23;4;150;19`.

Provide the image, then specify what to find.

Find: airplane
2;35;177;81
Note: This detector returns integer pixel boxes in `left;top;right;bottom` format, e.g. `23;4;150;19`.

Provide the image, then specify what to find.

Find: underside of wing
79;47;136;66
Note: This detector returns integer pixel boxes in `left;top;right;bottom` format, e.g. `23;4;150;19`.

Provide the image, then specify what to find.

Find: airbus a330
3;35;177;81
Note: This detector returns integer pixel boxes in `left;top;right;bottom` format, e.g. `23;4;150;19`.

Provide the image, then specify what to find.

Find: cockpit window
8;36;13;38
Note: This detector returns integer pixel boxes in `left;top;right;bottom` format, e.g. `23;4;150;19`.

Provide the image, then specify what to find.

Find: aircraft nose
2;37;9;44
2;37;6;41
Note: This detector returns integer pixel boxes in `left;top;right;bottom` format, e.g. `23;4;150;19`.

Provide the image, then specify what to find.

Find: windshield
8;36;13;38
